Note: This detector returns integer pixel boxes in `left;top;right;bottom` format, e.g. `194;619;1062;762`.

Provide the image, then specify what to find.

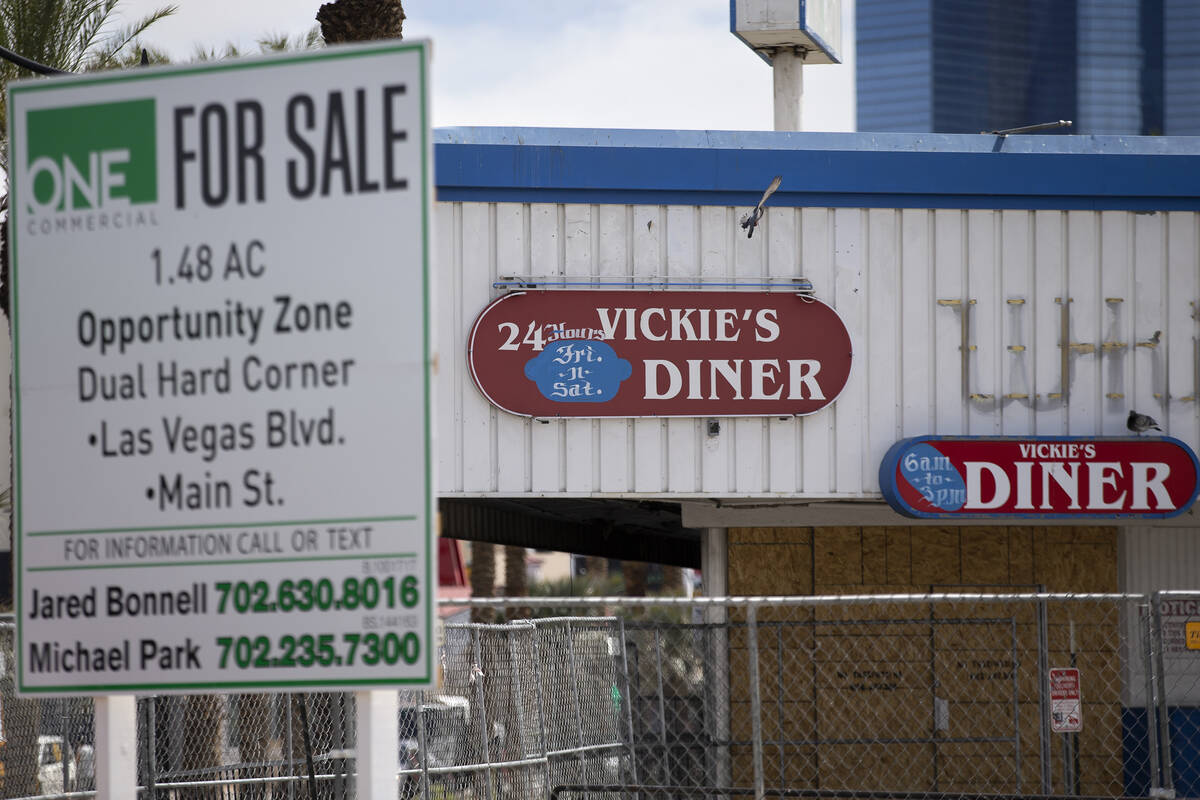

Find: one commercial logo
23;98;159;235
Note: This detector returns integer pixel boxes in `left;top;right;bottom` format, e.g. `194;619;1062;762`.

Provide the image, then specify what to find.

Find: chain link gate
1140;591;1200;799
0;595;1192;799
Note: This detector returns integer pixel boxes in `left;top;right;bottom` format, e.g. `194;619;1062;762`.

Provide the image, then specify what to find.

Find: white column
702;527;730;789
703;527;728;597
356;690;399;800
772;47;805;131
94;695;136;800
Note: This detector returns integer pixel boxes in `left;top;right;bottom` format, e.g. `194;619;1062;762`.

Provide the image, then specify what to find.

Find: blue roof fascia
433;127;1200;211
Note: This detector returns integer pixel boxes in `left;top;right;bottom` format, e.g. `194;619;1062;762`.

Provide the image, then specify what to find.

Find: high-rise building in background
857;0;1200;135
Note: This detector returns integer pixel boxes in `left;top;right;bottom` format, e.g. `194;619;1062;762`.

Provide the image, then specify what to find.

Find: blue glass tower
857;0;1194;135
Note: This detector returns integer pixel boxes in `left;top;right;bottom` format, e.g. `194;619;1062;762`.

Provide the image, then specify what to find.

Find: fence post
1144;598;1162;794
703;529;731;795
61;700;71;793
1009;617;1021;793
145;697;158;800
417;690;431;800
747;604;765;800
286;693;296;800
530;622;553;796
565;619;590;786
775;624;786;790
507;626;528;763
654;626;670;783
1037;594;1052;793
617;617;640;789
471;626;496;800
1151;593;1175;797
506;623;531;799
1064;619;1077;795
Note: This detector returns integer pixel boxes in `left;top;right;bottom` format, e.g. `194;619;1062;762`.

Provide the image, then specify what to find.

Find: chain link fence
1131;591;1200;800
0;613;632;799
0;593;1196;799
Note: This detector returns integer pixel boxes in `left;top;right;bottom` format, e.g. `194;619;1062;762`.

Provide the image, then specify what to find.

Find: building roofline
434;126;1200;211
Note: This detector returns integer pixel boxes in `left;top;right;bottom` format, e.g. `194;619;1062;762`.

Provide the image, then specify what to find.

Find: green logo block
25;98;157;213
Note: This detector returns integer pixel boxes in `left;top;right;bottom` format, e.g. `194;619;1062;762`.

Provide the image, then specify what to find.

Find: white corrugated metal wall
1122;527;1200;592
437;203;1200;498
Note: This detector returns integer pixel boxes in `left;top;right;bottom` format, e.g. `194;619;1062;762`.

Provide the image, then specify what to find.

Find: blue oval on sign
896;441;966;512
523;340;633;403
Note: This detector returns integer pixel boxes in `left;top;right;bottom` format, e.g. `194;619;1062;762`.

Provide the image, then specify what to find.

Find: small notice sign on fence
1049;667;1083;733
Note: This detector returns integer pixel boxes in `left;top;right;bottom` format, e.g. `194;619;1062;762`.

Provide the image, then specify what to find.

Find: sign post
8;41;434;798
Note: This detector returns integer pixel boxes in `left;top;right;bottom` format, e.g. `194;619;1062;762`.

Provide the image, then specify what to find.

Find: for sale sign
1049;667;1083;733
468;290;853;418
879;436;1200;519
9;42;435;694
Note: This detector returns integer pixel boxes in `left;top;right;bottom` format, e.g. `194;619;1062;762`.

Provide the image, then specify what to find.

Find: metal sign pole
94;696;136;800
357;690;400;800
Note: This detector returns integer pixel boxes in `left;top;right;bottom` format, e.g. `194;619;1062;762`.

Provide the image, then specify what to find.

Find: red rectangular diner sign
880;436;1200;519
468;291;853;418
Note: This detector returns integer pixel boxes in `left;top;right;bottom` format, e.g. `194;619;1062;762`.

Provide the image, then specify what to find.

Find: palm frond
302;25;323;50
69;0;120;71
85;4;176;69
255;25;322;54
255;32;292;53
109;41;170;69
191;41;242;62
0;0;174;225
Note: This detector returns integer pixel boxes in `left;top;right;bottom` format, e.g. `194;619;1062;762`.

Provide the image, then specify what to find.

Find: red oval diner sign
468;291;853;418
880;436;1200;518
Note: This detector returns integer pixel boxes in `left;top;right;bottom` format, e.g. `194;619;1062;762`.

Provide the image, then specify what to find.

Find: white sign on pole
1049;667;1082;733
8;41;435;694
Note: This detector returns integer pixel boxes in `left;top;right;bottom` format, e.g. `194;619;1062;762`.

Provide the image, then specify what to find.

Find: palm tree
189;28;321;62
0;1;175;168
624;561;649;597
316;0;405;43
0;0;175;314
585;554;609;591
469;542;496;623
661;564;684;594
503;544;528;616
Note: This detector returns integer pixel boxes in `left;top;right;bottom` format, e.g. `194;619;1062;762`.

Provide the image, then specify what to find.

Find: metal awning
439;498;699;568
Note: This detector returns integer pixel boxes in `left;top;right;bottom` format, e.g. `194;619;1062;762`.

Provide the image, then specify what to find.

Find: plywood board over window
727;526;1122;796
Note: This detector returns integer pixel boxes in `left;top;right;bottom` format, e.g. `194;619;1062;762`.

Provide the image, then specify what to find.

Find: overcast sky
116;0;856;132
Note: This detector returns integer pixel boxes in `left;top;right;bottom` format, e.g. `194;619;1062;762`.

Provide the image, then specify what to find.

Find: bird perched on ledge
1127;409;1163;434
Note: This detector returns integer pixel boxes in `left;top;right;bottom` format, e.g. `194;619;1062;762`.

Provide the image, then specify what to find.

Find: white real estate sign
8;42;434;694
